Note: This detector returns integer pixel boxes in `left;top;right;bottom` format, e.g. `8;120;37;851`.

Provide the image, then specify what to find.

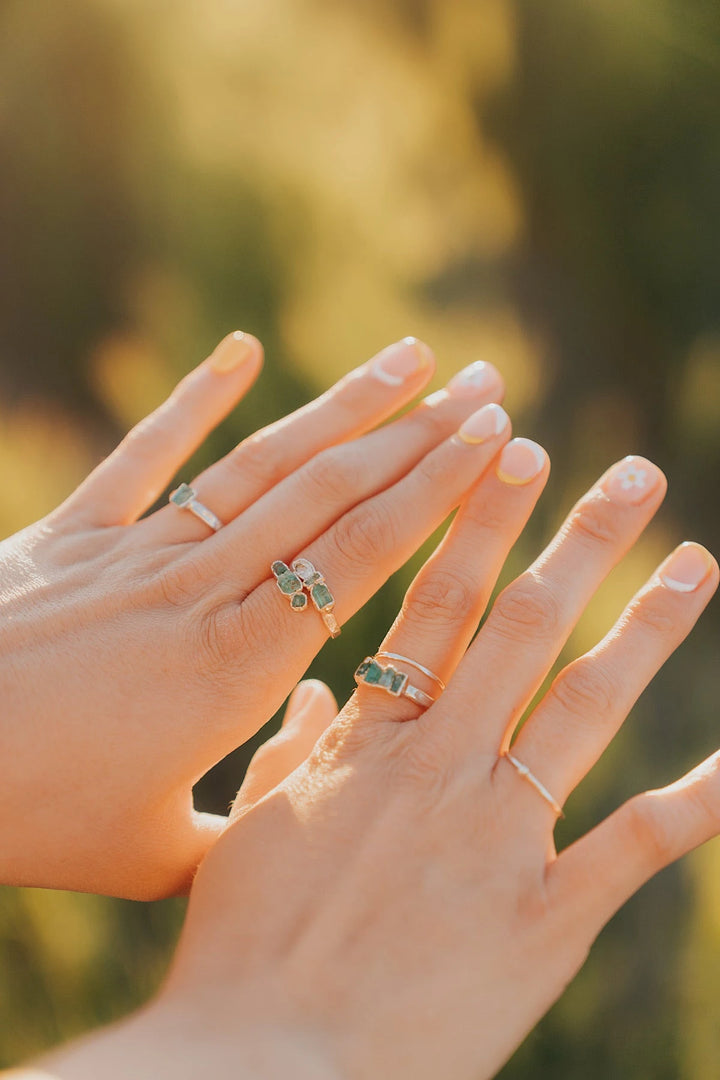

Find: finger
149;337;443;541
199;362;505;590
226;404;513;725
508;542;719;815
550;748;720;933
353;431;551;724
65;332;264;527
153;351;504;548
442;456;668;753
234;681;338;811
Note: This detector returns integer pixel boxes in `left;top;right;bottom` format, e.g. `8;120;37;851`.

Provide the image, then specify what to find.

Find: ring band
169;483;223;532
375;652;446;691
354;656;438;712
271;558;341;639
503;752;565;819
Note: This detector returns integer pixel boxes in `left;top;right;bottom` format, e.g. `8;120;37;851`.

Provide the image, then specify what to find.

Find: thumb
235;680;338;811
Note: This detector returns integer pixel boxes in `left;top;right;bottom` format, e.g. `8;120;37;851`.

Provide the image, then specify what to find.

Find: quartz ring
354;656;439;713
169;483;223;532
271;558;341;639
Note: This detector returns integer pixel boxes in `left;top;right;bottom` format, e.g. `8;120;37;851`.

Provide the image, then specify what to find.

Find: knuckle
300;448;357;505
397;733;454;804
123;406;176;460
154;558;206;610
623;795;674;866
414;446;453;486
405;567;479;625
231;432;285;489
549;658;616;721
566;497;622;548
333;501;395;566
628;595;677;636
490;575;562;643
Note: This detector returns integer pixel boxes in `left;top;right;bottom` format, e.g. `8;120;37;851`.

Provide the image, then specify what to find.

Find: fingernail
660;542;714;593
447;360;502;398
497;438;545;485
601;455;661;506
457;403;509;445
371;337;433;386
209;331;255;373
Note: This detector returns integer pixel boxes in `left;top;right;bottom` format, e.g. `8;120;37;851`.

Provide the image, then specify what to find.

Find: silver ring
354;656;438;712
169;483;223;532
503;752;565;819
375;651;446;691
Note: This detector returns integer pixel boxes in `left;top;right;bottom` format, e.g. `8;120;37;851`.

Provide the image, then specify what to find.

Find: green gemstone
311;583;334;610
362;660;383;685
391;673;407;695
277;571;303;595
291;593;308;610
170;483;194;507
271;560;290;577
378;666;397;690
355;658;372;679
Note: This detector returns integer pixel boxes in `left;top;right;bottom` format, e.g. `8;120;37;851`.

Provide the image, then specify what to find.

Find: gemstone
291;593;308;610
277;571;303;595
271;560;290;577
378;666;398;691
170;483;195;507
355;658;373;679
390;672;408;695
311;583;334;610
362;660;383;685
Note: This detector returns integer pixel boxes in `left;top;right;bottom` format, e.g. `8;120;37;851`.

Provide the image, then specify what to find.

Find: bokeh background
1;0;719;1075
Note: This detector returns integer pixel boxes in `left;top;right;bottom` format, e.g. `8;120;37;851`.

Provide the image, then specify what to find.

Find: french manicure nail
447;360;502;397
371;337;433;386
497;438;545;485
601;455;661;506
209;331;255;373
457;403;509;445
660;542;714;593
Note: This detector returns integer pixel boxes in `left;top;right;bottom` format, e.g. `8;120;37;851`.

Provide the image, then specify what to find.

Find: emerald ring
169;483;223;532
354;656;438;712
271;558;341;638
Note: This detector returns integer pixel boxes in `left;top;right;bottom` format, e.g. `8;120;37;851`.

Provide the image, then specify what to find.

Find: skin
17;443;719;1079
0;332;509;899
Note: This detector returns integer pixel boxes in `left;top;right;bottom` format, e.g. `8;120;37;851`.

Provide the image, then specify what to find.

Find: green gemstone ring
271;557;341;638
354;655;438;712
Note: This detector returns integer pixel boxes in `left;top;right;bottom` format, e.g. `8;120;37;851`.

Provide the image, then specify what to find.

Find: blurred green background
1;0;719;1074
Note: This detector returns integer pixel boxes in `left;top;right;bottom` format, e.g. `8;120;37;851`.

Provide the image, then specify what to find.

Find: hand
0;332;507;898
140;451;716;1080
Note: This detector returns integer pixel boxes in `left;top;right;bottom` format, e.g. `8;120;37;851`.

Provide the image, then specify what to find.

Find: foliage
0;1;718;1074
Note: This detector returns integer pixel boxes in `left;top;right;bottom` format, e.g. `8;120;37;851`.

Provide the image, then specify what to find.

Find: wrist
32;996;341;1080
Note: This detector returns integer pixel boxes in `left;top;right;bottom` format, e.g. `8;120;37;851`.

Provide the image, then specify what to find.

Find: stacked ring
354;655;440;712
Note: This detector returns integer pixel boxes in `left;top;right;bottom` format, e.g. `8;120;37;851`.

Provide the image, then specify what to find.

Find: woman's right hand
69;447;717;1080
0;332;508;899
